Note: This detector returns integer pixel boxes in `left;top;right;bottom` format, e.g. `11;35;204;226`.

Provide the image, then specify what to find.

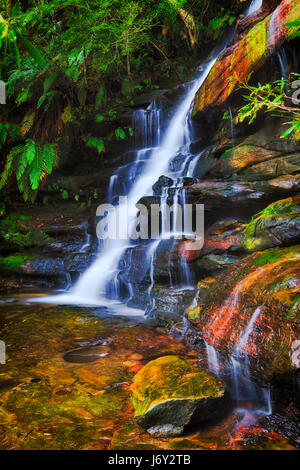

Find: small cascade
276;46;288;80
230;306;272;415
204;340;221;376
80;232;91;253
244;0;262;17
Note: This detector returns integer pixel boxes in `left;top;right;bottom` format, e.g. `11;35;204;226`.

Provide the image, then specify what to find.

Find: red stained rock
193;0;300;114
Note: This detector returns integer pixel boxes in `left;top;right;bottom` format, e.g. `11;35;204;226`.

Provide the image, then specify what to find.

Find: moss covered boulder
187;245;300;382
242;197;300;252
130;355;228;437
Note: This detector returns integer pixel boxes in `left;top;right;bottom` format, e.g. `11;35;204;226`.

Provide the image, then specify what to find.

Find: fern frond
21;111;35;136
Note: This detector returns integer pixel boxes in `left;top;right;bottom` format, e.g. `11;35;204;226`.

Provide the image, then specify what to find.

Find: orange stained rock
193;0;300;114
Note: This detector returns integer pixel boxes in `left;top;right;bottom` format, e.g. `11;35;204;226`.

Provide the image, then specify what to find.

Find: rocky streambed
0;292;298;450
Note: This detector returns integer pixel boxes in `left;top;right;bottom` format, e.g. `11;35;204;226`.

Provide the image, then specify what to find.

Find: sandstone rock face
193;0;300;114
242;196;300;251
194;127;300;183
187;245;300;382
130;355;228;436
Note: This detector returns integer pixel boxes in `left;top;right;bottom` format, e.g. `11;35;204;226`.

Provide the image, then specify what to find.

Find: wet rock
193;0;300;113
63;346;110;363
0;255;65;277
64;253;95;273
130;355;228;437
187;245;300;382
194;253;243;275
176;219;246;263
118;245;155;309
260;412;300;448
152;176;174;196
242;197;300;252
186;278;217;322
147;286;195;326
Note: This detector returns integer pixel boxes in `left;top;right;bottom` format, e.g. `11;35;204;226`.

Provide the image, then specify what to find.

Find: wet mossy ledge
130;355;228;437
242;196;300;252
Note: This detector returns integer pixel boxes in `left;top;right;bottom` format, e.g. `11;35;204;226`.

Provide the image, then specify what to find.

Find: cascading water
36;56;222;309
31;0;274;423
230;306;272;415
244;0;262;17
32;0;262;312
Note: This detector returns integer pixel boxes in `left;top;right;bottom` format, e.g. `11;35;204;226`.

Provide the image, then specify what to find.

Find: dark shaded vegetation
0;0;248;204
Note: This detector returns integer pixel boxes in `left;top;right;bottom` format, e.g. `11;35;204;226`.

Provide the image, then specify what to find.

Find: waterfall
230;306;272;415
36;54;222;308
204;340;221;376
31;0;265;311
244;0;262;17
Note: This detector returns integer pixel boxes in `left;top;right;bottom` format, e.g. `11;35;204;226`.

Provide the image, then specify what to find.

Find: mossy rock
190;245;300;382
130;355;228;437
242;197;300;252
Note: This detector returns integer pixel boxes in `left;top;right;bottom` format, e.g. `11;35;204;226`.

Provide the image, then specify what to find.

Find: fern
21;111;35;136
0;140;59;201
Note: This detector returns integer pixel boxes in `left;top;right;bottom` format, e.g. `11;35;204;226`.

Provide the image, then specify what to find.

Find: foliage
0;213;51;247
0;139;59;201
236;74;300;140
0;0;245;202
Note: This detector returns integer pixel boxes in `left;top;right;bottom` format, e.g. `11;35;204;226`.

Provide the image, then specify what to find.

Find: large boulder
130;355;228;437
187;245;300;382
242;197;300;251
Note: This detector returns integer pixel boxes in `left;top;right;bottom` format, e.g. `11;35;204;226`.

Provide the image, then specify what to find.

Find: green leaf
280;125;296;138
24;139;36;165
115;127;126;139
15;30;47;67
86;137;104;153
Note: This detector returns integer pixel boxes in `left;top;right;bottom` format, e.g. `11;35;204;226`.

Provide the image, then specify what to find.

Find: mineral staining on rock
187;245;300;382
130;355;228;436
193;0;300;114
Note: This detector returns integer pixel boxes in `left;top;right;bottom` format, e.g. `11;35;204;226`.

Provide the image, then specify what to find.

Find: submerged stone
130;355;228;437
63;346;110;363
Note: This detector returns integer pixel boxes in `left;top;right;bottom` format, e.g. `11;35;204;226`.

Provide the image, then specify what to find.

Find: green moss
130;355;225;417
0;213;52;247
253;250;283;266
0;255;34;270
242;197;300;252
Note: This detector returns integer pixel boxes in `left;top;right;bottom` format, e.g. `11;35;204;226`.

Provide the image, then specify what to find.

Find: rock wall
193;0;300;114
